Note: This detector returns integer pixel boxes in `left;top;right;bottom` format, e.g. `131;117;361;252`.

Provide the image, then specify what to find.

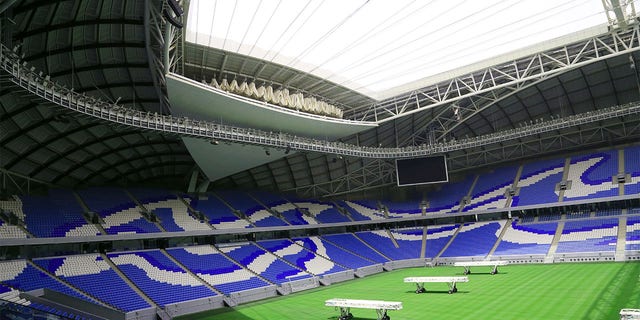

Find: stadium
1;0;640;319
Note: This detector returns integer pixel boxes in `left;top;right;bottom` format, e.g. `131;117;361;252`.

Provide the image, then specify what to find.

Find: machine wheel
348;312;353;319
448;290;453;294
453;287;458;293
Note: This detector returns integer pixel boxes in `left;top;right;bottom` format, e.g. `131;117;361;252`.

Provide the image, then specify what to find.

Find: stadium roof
1;0;640;198
186;0;607;99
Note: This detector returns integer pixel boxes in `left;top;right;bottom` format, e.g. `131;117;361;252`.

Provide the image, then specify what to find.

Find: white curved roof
186;0;607;99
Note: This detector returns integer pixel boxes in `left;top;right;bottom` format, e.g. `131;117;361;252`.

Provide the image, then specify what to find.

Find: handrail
1;43;639;159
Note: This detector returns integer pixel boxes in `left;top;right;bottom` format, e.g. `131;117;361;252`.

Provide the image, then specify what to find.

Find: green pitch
177;262;640;320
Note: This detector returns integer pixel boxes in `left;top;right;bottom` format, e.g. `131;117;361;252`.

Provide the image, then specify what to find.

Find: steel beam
2;46;640;161
144;0;172;114
344;25;640;122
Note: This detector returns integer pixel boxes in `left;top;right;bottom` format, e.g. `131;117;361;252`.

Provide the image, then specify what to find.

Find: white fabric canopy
187;0;609;99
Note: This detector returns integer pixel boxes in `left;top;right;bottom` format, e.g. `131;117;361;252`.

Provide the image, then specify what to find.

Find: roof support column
603;0;637;29
0;0;18;15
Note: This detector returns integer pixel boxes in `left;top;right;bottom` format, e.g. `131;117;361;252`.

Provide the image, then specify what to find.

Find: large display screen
396;155;448;186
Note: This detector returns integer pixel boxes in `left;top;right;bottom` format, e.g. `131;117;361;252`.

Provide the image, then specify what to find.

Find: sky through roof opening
186;0;608;100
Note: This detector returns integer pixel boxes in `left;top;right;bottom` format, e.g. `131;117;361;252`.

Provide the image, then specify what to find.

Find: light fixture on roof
452;104;461;121
209;139;219;145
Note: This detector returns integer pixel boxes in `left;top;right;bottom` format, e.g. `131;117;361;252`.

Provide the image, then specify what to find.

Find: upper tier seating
19;190;100;238
258;239;346;276
284;198;351;223
513;158;564;206
380;200;421;215
562;151;619;201
251;193;318;225
33;254;150;312
566;211;590;220
152;205;210;232
0;218;28;239
279;207;317;225
239;191;290;227
127;188;175;204
78;187;135;217
494;220;557;256
1;144;639;241
0;195;24;220
426;176;474;214
108;250;216;306
129;189;211;232
321;233;390;263
293;236;376;269
355;229;422;260
376;201;421;218
166;246;270;295
463;166;519;212
77;187;160;234
624;145;640;195
215;190;264;214
556;218;619;253
440;221;506;257
337;200;385;220
189;194;250;229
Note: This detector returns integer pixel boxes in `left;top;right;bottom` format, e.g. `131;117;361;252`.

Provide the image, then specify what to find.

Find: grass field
177;262;640;320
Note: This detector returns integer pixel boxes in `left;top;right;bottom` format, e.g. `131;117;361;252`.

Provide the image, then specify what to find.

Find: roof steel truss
3;45;640;162
345;25;640;123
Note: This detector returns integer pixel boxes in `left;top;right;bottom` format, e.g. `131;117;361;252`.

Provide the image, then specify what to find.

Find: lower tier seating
107;250;216;307
494;220;557;256
3;214;639;314
166;245;270;295
33;254;150;312
257;239;346;276
440;221;506;258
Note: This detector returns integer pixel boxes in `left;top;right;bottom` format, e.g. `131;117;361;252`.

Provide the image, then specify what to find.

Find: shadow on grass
403;290;470;294
583;262;640;319
175;307;255;320
327;313;401;320
457;272;508;276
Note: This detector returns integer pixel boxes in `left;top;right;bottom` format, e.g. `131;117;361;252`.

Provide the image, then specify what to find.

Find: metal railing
1;43;639;159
